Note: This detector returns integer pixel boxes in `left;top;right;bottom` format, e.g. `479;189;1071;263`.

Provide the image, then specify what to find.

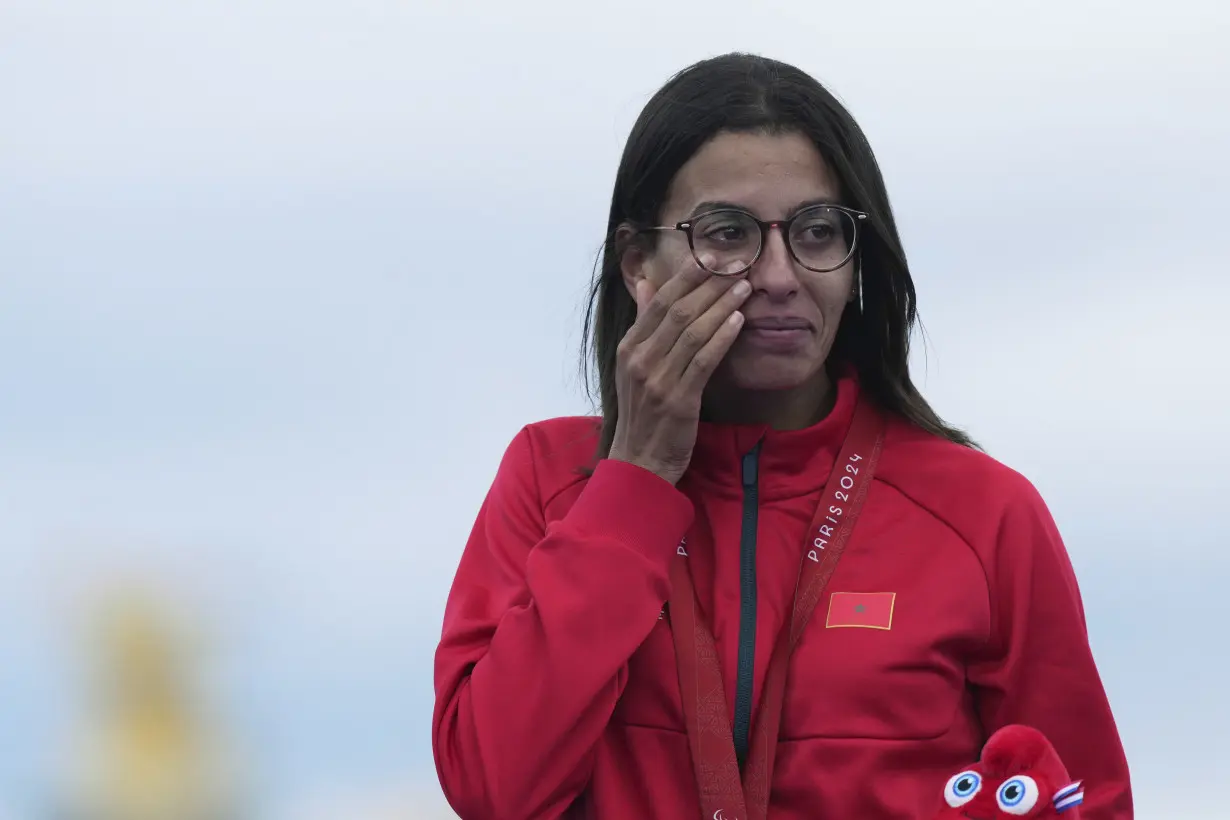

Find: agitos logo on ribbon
825;591;896;630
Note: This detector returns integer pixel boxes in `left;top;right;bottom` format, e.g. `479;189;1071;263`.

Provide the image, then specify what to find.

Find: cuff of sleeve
565;458;696;566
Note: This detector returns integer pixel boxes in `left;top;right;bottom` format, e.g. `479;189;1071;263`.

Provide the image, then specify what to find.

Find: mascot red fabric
931;725;1085;818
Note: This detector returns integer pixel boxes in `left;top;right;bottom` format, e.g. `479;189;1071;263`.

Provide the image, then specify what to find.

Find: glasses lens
690;210;760;273
789;206;857;271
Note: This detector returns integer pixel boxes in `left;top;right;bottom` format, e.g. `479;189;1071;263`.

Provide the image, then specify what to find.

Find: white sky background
2;0;1228;816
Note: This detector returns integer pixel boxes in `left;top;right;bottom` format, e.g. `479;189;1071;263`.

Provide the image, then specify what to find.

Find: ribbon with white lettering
669;396;885;820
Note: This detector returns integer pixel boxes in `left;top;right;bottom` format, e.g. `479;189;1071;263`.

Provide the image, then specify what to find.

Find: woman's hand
608;255;751;485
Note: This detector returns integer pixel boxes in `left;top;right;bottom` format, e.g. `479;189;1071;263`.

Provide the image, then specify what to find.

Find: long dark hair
581;53;976;459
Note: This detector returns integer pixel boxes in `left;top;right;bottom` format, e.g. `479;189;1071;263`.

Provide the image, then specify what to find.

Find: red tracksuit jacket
432;376;1133;819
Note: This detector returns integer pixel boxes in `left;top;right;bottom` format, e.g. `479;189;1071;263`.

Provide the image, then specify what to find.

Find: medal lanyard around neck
668;397;886;820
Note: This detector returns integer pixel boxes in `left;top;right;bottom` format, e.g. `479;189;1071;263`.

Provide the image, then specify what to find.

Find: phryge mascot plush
931;725;1085;818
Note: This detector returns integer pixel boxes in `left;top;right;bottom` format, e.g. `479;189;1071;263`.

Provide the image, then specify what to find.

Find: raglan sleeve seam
872;472;996;650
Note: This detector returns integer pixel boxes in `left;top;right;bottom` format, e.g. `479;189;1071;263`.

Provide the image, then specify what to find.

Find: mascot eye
996;776;1040;815
944;770;982;807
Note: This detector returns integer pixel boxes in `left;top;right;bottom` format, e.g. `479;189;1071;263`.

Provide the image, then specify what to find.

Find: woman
432;53;1132;819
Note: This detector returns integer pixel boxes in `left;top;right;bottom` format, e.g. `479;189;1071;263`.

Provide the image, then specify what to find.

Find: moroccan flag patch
825;591;896;630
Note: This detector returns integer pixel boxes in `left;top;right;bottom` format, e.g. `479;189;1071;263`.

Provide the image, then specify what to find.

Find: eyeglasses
641;204;868;276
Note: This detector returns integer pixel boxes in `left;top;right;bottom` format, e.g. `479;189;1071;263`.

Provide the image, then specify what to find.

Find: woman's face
623;130;856;397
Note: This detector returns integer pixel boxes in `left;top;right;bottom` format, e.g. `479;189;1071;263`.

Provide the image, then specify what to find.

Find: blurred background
2;0;1228;817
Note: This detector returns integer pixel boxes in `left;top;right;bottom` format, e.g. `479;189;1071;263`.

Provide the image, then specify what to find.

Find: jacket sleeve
967;478;1133;819
432;426;695;820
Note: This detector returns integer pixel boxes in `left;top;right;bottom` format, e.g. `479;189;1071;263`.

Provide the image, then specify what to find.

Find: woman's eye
801;223;834;241
706;225;746;242
693;211;758;247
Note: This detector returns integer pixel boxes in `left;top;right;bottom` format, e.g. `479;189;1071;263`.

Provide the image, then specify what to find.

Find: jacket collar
684;372;861;502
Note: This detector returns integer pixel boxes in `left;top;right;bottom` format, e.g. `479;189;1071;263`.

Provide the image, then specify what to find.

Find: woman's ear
616;224;647;301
